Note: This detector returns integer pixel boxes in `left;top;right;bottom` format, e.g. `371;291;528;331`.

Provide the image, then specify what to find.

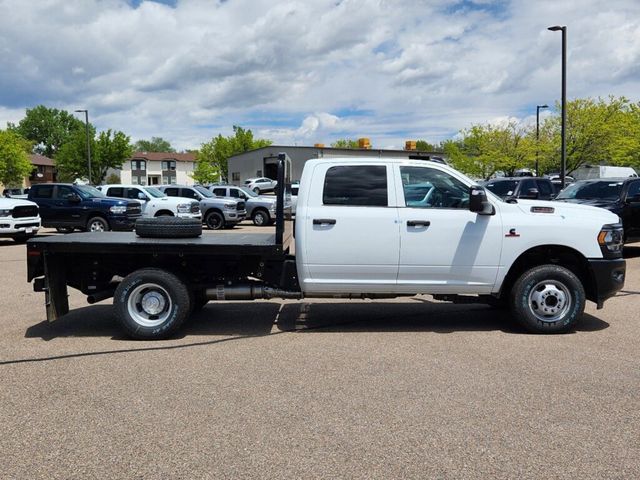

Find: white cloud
0;0;638;151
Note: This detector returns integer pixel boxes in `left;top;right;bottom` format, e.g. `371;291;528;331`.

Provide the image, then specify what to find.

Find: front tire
114;268;191;340
252;209;270;226
87;216;109;232
510;264;585;334
205;210;225;230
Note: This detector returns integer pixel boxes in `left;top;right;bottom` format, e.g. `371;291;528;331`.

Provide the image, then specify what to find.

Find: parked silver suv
243;177;277;194
209;185;277;226
159;185;246;230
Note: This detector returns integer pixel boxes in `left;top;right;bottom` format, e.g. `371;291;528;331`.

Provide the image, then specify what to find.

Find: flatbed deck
29;231;283;255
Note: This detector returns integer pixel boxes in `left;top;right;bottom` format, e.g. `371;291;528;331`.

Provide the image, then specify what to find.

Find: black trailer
27;154;299;339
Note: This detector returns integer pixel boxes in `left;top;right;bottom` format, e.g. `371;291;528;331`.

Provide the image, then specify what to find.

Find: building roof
227;145;443;160
29;153;55;166
131;151;196;162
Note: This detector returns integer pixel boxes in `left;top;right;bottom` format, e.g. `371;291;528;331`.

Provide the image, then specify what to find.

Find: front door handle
313;218;336;225
407;220;431;227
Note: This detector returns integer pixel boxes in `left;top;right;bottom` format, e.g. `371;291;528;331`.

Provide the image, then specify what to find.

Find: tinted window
126;188;142;199
485;180;518;198
32;185;53;199
164;188;179;197
107;187;125;198
323;166;387;206
180;189;199;200
537;180;552;197
627;181;640;199
291;186;299;196
400;166;469;209
212;188;226;197
56;186;75;200
520;179;536;192
556;181;624;200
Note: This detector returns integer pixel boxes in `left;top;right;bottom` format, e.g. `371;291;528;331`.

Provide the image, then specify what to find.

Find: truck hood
90;197;129;205
514;199;620;224
0;198;38;209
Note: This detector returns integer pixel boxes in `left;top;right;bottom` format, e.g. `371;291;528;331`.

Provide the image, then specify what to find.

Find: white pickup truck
27;154;626;339
0;197;40;242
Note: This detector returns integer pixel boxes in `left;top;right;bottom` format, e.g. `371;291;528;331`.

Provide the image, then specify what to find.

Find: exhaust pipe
87;288;116;304
205;284;301;301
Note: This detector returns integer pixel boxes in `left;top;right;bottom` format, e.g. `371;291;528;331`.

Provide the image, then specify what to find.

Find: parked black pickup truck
28;183;142;232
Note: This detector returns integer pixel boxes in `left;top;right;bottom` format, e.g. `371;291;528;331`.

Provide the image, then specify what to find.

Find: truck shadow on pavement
623;245;640;258
25;299;609;342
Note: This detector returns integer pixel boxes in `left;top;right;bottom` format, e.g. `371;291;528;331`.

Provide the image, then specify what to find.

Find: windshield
76;185;105;199
194;186;214;198
556;181;623;200
484;180;519;198
239;186;258;198
143;187;166;198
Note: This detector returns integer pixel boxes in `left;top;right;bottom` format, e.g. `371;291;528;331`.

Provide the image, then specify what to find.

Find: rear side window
180;189;199;200
536;180;552;197
323;165;387;206
107;187;125;198
212;188;226;197
164;188;179;197
31;185;54;199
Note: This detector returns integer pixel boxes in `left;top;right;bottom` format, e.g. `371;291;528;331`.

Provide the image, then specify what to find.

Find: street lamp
548;25;567;188
74;109;92;184
536;104;548;176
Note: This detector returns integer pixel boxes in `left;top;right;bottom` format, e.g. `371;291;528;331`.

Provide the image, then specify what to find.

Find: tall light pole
536;104;548;176
548;25;567;188
74;109;92;184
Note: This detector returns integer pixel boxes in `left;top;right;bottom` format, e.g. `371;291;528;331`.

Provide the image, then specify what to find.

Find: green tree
133;137;175;153
197;126;272;181
416;140;437;151
330;138;359;148
191;153;221;185
8;105;85;157
56;129;132;184
0;130;33;187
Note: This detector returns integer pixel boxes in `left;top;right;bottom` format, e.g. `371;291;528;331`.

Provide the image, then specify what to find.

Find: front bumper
111;215;140;231
224;210;247;222
176;212;202;220
587;258;626;308
0;217;41;236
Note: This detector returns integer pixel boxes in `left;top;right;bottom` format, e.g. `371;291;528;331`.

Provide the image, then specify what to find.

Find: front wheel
205;211;225;230
510;264;585;334
114;268;191;339
87;216;109;232
252;209;270;226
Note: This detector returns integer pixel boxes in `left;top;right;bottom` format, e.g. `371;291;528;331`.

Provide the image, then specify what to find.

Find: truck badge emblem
505;228;520;237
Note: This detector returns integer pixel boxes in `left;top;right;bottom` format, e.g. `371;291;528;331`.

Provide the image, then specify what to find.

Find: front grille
126;203;142;216
12;205;38;218
15;222;39;229
236;201;245;211
191;202;200;213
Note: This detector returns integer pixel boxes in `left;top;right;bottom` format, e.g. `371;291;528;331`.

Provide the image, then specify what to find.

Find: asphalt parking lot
1;226;639;479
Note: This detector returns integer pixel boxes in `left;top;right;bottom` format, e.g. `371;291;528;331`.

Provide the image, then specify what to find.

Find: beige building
119;152;196;186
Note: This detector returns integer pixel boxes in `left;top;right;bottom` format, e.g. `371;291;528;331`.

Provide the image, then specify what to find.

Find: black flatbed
29;231;283;256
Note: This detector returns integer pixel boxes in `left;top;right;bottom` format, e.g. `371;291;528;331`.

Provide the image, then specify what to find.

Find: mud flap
43;253;69;322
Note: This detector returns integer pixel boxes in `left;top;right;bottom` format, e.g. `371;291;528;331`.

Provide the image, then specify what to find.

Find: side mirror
469;186;495;215
68;193;81;203
520;188;539;200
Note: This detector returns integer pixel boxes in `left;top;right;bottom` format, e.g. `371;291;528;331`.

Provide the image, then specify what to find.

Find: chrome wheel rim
254;212;266;226
528;280;572;322
89;220;106;232
127;283;172;327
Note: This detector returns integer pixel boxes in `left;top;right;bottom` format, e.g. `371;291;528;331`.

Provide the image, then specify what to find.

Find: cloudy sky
1;0;639;151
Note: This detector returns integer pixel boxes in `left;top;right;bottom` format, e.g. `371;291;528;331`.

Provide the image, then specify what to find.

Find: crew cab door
623;180;640;241
300;163;400;294
394;164;502;294
53;185;83;227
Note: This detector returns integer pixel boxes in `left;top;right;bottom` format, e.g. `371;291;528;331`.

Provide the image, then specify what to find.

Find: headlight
0;209;11;217
598;223;624;258
224;203;236;210
177;203;190;213
109;205;127;214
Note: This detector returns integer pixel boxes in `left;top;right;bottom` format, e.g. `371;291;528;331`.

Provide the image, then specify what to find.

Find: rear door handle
407;220;431;227
313;218;336;225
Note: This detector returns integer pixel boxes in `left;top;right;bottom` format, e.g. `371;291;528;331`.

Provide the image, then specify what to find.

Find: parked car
98;185;201;220
3;187;29;199
158;185;246;230
554;177;640;243
28;183;141;232
209;185;276;226
482;177;555;201
243;177;277;194
0;197;40;242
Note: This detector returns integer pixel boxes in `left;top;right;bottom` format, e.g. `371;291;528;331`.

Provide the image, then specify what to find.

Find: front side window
33;185;53;198
323;165;388;206
400;166;469;209
55;186;75;200
626;181;640;199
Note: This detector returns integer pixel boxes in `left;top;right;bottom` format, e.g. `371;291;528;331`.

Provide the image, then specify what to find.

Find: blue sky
1;0;639;151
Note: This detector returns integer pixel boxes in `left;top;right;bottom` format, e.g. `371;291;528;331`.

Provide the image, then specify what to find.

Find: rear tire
253;187;260;194
510;264;585;334
205;210;225;230
114;268;191;340
87;216;109;232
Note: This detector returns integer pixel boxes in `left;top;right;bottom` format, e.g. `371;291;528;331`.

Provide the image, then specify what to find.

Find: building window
256;170;262;177
132;175;146;185
232;172;240;182
163;174;177;184
162;160;176;171
131;159;146;170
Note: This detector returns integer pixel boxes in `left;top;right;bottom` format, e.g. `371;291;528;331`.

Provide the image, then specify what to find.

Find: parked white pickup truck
0;197;40;242
98;184;201;219
27;154;626;339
